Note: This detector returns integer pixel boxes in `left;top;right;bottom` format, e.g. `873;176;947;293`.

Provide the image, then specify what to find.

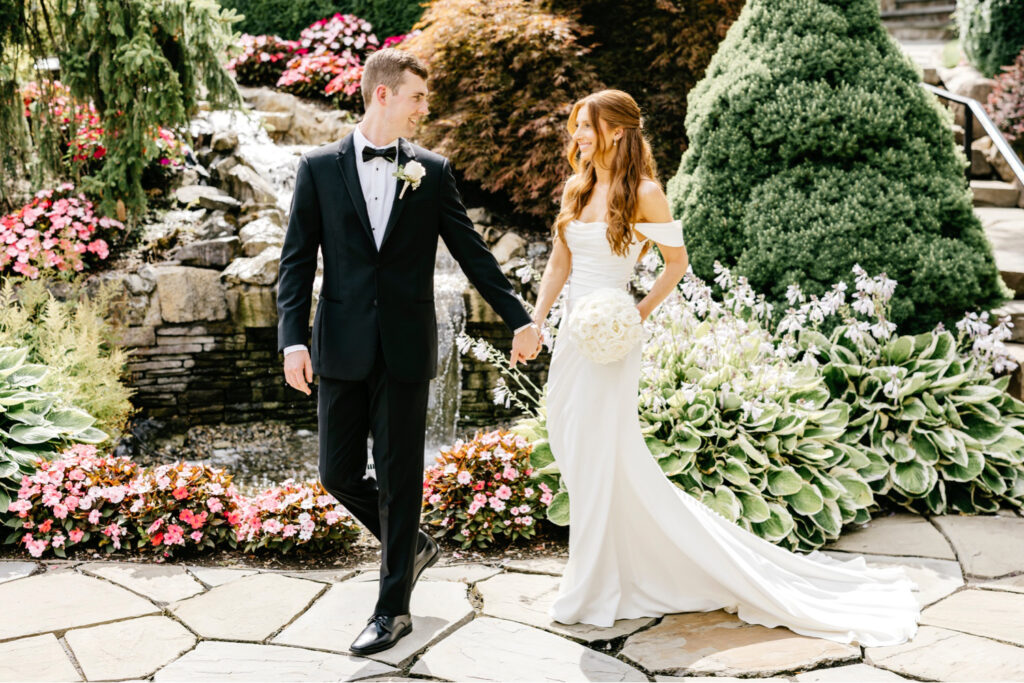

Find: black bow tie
362;145;397;163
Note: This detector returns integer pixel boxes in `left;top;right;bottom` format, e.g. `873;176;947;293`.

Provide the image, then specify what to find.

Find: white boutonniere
394;160;426;199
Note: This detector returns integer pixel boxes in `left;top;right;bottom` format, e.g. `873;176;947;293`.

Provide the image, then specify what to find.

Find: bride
525;89;920;646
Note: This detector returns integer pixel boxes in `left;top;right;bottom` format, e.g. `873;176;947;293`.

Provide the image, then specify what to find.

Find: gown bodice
564;219;684;302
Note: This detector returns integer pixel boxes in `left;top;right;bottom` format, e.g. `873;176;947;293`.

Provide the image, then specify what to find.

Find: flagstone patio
1;510;1023;682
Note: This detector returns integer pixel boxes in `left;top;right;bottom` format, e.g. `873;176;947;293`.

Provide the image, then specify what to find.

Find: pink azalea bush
3;446;362;558
298;13;379;57
233;480;361;553
0;183;126;279
227;34;306;87
422;429;552;548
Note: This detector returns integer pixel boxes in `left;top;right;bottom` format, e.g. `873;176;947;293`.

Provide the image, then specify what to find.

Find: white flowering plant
422;429;552;548
774;265;1024;515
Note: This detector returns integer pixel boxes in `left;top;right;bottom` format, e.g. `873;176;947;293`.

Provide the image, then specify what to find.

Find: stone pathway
2;511;1023;681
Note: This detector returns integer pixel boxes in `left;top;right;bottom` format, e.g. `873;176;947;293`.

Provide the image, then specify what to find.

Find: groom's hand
284;349;313;395
510;325;541;368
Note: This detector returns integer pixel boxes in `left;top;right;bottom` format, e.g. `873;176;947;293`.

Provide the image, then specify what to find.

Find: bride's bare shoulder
636;178;672;223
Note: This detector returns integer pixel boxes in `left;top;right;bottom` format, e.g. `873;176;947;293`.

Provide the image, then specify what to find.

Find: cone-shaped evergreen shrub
667;0;1008;333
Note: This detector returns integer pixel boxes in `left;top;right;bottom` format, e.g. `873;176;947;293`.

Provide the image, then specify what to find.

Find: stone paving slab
187;566;258;586
865;625;1024;681
822;514;954;559
0;633;81;681
421;562;502;584
654;677;789;682
82;562;206;603
274;579;473;667
152;641;396;681
920;588;1024;646
170;572;323;641
792;663;911;681
820;551;962;607
620;611;859;678
972;574;1024;594
476;571;654;642
276;568;359;583
931;514;1024;577
65;615;196;681
0;560;37;584
500;556;568;575
0;571;158;640
410;616;647;682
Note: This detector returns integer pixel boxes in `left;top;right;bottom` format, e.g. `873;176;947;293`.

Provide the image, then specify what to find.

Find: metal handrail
921;83;1024;187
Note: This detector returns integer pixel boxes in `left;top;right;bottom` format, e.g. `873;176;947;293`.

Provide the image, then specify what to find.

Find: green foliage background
217;0;423;40
667;0;1008;333
957;0;1024;77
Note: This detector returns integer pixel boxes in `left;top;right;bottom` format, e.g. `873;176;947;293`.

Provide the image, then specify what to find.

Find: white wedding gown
545;219;921;647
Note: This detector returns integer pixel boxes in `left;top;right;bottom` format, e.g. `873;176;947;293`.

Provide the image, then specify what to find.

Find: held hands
510;323;543;368
284;349;313;396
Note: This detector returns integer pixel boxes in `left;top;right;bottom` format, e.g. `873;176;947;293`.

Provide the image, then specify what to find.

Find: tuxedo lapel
379;139;417;250
336;134;375;246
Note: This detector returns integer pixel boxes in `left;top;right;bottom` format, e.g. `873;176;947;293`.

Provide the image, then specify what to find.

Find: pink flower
495;485;512;501
190;531;203;543
488;496;505;512
524;487;534;497
172;487;189;500
52;503;68;519
502;467;518;480
88;509;100;525
473;493;487;504
427;493;441;505
207;497;223;513
163;524;184;545
467;501;483;515
457;470;472;485
51;533;66;548
540;492;554;506
68;529;84;543
147;518;163;535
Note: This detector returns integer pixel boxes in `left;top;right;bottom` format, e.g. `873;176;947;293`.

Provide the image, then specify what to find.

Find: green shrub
668;0;1008;334
219;0;422;40
0;348;107;512
957;0;1024;77
405;0;603;223
545;0;744;184
0;279;135;440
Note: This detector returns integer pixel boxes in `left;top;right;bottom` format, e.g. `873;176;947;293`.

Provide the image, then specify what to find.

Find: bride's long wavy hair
554;90;659;257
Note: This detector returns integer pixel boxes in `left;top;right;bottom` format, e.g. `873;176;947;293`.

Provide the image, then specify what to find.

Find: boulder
940;64;997;103
175;185;240;212
239;207;285;228
239;218;286;257
209;154;240;182
211;130;238;152
971;137;993;176
171;237;241;268
221;246;282;286
225;164;277;206
197;210;236;240
238;85;355;146
226;285;278;328
492;231;527;264
155;265;229;323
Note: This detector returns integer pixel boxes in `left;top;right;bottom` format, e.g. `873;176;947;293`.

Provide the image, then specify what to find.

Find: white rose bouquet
565;288;645;364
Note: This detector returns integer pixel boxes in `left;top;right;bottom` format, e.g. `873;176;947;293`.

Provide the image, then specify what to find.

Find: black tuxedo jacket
276;134;532;382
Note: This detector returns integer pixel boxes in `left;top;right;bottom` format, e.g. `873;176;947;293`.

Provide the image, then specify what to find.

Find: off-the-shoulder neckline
569;219;680;226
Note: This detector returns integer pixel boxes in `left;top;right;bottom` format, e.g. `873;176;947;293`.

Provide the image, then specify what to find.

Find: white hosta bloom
785;283;805;305
870;319;897;340
565;287;645;364
852;291;875;316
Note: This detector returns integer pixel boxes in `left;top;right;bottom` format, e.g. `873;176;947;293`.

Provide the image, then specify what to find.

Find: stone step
993;300;1024;343
887;25;956;41
972;180;1022;207
881;4;956;20
894;0;955;9
976;207;1024;297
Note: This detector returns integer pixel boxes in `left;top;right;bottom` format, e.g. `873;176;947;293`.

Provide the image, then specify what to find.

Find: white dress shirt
284;128;532;358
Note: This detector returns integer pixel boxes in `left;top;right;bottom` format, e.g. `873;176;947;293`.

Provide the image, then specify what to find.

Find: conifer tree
667;0;1008;332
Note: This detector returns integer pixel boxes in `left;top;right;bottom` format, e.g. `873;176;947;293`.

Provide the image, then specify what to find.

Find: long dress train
545;219;920;647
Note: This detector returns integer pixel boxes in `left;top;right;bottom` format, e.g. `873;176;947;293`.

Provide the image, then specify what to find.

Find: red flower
172;487;189;500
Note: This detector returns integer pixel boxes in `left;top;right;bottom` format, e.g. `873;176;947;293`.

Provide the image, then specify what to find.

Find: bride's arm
635;181;689;322
532;235;572;326
531;183;574;326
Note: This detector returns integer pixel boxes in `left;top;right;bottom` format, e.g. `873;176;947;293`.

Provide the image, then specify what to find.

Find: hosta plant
233;480;361;554
0;347;107;512
780;266;1024;515
422;429;552;548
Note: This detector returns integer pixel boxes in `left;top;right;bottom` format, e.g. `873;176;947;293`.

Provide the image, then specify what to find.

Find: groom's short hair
361;48;428;108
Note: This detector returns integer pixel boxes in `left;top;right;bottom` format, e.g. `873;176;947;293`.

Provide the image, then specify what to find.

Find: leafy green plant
0;347;107;511
957;0;1024;78
668;0;1008;333
0;279;135;439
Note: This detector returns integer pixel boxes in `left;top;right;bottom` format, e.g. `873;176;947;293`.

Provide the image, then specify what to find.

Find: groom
277;48;541;654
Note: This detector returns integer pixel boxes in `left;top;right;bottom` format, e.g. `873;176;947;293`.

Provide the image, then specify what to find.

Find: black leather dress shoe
413;533;440;586
349;613;412;655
